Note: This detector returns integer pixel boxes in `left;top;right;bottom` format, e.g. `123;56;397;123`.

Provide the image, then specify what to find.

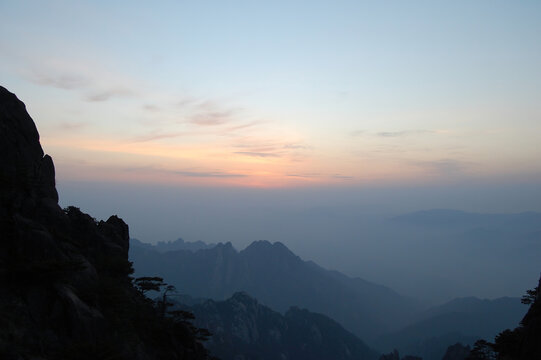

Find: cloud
123;166;246;178
29;73;90;90
142;104;160;112
234;151;281;158
190;110;235;126
172;170;246;178
131;132;186;142
187;100;242;127
352;130;434;138
286;173;320;178
22;59;138;103
377;131;410;137
284;143;309;150
231;139;309;160
86;88;135;102
332;174;354;180
223;121;262;132
376;130;434;137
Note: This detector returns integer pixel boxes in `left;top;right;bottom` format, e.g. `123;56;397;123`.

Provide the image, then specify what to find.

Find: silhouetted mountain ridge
131;237;216;252
130;238;422;342
174;291;380;360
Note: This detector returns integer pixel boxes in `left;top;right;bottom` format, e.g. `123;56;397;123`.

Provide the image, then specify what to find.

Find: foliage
466;340;497;360
133;276;165;294
132;276;213;342
520;286;538;305
492;329;522;357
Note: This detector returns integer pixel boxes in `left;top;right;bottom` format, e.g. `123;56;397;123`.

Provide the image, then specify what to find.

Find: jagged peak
242;240;296;257
230;291;258;304
213;241;237;253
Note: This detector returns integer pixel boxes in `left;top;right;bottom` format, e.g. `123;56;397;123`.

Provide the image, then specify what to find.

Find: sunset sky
2;0;540;189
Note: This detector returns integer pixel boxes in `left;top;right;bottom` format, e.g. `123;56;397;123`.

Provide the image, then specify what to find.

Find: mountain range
131;237;216;252
3;84;539;360
130;239;423;342
131;236;529;358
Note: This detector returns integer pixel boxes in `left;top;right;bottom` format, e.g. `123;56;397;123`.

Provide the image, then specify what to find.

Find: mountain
374;296;527;360
131;237;216;252
0;86;213;359
130;239;422;342
175;292;379;360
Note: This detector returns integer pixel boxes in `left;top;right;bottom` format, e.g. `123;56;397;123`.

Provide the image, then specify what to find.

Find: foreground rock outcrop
0;86;213;359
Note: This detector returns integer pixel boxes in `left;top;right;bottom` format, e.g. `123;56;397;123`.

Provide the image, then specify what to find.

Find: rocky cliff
0;86;213;359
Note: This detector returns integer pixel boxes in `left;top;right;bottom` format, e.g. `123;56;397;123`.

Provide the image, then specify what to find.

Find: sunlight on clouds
2;1;540;189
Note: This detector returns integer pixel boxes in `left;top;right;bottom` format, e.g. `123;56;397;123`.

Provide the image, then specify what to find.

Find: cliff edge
0;86;213;359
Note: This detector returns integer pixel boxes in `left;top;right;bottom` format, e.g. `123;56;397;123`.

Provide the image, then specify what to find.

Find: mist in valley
58;180;541;305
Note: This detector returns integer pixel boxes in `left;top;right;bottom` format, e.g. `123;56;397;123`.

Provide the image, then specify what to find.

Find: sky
2;1;541;301
1;0;540;189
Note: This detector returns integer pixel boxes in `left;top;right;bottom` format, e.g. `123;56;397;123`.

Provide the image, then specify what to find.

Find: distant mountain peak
215;241;236;250
244;239;273;249
130;237;216;253
230;291;259;306
242;240;296;257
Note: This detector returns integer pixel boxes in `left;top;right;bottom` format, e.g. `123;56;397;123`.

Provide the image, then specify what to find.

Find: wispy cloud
284;143;309;149
188;101;242;127
142;104;160;112
286;173;320;178
332;174;354;180
190;110;235;126
29;73;89;90
123;165;246;178
231;139;309;159
352;129;434;138
172;170;246;178
86;88;135;102
223;121;262;133
234;151;281;158
131;132;187;142
376;130;433;137
23;59;139;103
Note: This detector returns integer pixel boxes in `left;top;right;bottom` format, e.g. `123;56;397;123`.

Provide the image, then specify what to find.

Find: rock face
178;292;380;360
0;86;212;359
